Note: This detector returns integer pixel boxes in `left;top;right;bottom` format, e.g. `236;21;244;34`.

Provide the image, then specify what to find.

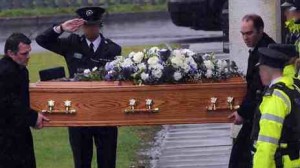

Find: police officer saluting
36;6;121;168
251;46;300;168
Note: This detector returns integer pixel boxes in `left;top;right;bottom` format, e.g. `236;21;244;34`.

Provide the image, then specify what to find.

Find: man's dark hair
4;33;31;54
242;14;264;32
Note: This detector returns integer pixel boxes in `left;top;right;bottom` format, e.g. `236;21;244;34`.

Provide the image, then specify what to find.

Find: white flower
173;71;182;81
133;52;144;63
92;67;98;72
141;72;149;81
83;69;91;77
149;63;164;70
204;60;214;70
181;49;195;57
148;56;160;65
206;69;213;78
216;60;228;72
224;68;229;73
121;58;133;68
148;47;160;55
203;53;211;59
128;52;136;58
152;69;163;79
182;63;191;73
137;63;147;71
171;55;185;68
172;50;182;58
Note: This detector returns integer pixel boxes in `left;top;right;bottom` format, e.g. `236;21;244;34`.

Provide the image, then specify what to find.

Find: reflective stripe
273;90;291;111
258;135;279;145
261;113;284;124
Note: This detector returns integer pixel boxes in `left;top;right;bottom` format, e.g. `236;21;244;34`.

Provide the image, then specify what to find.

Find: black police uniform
36;7;121;168
0;56;38;168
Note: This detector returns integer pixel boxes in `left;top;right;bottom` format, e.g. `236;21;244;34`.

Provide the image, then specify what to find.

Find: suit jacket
237;33;275;121
36;27;122;77
0;56;38;168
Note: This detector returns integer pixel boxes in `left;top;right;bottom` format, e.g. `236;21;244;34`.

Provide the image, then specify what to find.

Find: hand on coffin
35;113;50;129
228;111;244;125
61;18;85;33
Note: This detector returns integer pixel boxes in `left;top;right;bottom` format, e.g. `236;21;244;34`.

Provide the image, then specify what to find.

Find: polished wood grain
30;78;246;127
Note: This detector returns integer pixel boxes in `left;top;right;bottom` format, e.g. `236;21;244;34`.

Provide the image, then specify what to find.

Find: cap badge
86;10;93;16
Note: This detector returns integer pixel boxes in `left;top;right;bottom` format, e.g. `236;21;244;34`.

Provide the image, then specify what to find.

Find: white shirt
86;35;101;52
269;77;282;87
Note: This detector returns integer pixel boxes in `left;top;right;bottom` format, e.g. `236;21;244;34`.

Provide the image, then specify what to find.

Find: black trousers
68;127;118;168
228;123;253;168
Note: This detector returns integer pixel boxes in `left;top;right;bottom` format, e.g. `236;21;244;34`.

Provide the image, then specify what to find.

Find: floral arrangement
74;47;242;84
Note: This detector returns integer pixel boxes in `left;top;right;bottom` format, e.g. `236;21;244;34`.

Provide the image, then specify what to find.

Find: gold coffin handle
207;97;240;112
124;99;160;114
42;100;76;114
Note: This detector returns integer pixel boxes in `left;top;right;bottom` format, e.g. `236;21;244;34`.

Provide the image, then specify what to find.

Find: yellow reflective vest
253;77;296;168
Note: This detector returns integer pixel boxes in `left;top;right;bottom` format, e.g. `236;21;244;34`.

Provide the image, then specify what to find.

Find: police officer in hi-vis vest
251;45;300;168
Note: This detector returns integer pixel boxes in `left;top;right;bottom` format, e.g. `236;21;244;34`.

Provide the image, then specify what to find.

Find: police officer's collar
269;77;282;87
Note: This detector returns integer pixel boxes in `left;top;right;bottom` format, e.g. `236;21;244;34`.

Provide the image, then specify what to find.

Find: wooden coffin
29;78;246;127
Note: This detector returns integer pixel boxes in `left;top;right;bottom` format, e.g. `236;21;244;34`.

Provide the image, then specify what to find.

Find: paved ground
155;124;232;168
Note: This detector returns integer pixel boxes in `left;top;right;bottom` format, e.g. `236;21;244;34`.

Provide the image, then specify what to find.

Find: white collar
269;77;282;87
86;35;101;52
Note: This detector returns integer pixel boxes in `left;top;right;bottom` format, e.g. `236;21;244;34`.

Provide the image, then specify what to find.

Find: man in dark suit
228;14;275;168
36;6;121;168
0;33;49;168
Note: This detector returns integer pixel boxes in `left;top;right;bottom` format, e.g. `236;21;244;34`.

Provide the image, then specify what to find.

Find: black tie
89;43;94;54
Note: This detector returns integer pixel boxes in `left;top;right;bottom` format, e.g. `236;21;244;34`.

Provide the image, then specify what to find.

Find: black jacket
0;56;38;168
36;27;122;77
237;33;275;121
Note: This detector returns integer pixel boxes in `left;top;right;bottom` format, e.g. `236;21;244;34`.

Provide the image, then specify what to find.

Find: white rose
173;71;182;81
128;52;136;58
92;67;98;72
121;58;133;68
149;63;164;70
141;72;149;81
206;69;213;78
83;69;91;77
171;56;184;68
137;63;146;71
152;69;163;79
133;52;144;63
204;60;214;70
172;50;182;58
148;47;160;55
148;56;160;65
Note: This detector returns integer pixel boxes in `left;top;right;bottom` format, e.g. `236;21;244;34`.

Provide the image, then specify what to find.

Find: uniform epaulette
265;82;287;96
264;87;275;96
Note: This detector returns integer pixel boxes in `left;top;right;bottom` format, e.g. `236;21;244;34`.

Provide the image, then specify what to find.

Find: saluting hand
35;113;50;129
61;18;85;33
